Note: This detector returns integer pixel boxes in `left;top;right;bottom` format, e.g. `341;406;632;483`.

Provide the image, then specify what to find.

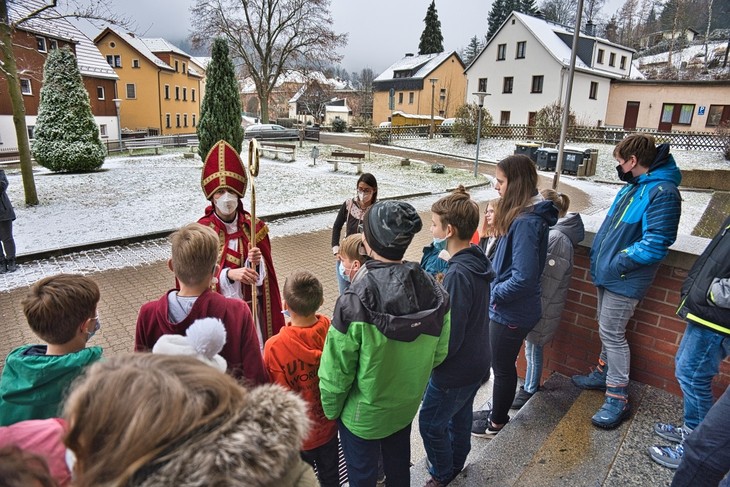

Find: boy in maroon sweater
135;223;267;385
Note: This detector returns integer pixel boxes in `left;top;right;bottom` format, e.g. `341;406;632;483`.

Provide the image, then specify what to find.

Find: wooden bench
326;151;365;174
260;143;296;162
125;139;163;156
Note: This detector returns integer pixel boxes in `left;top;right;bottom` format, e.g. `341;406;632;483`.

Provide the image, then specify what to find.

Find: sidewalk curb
16;183;489;264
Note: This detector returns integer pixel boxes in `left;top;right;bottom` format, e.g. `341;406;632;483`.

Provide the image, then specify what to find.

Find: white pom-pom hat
152;317;227;372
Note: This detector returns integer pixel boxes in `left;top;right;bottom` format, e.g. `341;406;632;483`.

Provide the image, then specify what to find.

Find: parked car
244;124;299;140
378;121;392;128
440;118;456;136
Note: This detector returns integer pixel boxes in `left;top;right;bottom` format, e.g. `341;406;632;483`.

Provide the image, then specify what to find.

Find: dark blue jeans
301;434;340;487
672;385;730;487
419;378;481;482
675;322;730;430
338;420;411;487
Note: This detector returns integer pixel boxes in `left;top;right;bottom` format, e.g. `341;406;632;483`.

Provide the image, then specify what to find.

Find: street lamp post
473;91;490;177
112;98;122;152
429;78;438;139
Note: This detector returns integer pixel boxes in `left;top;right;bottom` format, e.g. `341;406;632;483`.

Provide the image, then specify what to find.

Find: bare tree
191;0;347;124
0;0;126;205
540;0;579;25
295;79;335;124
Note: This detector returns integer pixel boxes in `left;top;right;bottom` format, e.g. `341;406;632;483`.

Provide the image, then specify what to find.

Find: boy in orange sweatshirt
263;271;338;487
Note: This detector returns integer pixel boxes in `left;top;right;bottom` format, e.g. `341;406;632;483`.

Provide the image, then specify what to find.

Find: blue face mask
432;237;447;251
339;261;353;283
281;309;291;319
87;317;101;342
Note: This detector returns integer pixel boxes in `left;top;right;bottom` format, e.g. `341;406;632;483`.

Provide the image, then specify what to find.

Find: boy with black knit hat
320;200;452;487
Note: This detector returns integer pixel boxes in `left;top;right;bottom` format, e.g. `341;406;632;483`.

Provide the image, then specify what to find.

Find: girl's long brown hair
64;354;248;487
493;155;539;236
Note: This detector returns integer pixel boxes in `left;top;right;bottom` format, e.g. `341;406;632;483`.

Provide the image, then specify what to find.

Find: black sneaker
472;409;490;421
511;387;534;410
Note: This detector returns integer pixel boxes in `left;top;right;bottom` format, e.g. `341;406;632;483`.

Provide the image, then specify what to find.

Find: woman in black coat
0;169;17;273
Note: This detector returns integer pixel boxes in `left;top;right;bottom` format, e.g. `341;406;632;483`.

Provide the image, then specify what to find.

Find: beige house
606;79;730;132
373;51;466;125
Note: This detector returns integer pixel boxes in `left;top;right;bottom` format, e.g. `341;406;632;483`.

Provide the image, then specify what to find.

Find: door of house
527;111;536;137
623;102;640;130
658;104;674;132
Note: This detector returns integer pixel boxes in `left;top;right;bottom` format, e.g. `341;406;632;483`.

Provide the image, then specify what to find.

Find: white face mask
215;192;238;215
358;191;372;204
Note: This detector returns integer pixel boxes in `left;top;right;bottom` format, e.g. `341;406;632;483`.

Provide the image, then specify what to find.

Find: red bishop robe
198;205;285;342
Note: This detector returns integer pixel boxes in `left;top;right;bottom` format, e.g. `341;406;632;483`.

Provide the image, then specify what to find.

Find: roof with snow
139;38;189;58
8;0;117;80
95;26;174;71
374;51;459;82
468;12;635;79
190;56;211;71
242;70;350;95
392;111;445;121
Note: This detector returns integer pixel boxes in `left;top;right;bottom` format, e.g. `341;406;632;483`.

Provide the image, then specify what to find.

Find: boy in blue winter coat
572;134;682;429
419;186;495;486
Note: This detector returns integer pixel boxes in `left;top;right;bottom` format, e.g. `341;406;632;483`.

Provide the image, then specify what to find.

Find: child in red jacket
263;271;338;487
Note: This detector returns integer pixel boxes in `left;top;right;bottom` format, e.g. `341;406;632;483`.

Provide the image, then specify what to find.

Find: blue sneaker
653;422;689;443
572;362;608;390
648;443;684;469
591;387;630;429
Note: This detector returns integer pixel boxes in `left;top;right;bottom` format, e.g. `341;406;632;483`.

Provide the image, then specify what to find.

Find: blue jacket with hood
590;144;682;300
432;245;495;387
490;200;558;329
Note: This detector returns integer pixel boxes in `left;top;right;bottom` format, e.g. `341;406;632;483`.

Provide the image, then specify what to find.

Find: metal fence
381;124;728;152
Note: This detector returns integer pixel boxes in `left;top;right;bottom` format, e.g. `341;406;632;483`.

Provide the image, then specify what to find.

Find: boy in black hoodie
419;186;495;487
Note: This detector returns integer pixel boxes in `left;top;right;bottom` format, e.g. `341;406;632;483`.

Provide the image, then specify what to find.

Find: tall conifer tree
418;1;444;55
32;47;105;172
197;38;244;158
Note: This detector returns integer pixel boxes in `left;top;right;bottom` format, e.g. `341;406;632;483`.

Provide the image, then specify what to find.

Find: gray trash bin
536;148;559;171
514;142;541;162
562;147;584;175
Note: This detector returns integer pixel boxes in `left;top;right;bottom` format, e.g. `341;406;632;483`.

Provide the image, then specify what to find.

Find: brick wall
516;239;730;399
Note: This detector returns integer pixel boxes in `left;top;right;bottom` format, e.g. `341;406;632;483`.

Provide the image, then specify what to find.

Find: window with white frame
589;82;598;100
106;55;121;68
133;59;140;68
166;114;171;128
99;124;108;136
176;114;180;127
97;86;105;100
175;86;180;100
497;44;506;60
408;92;414;104
597;49;604;64
620;56;627;70
478;78;488;92
126;83;136;99
20;78;32;95
531;75;543;93
49;39;58;50
503;77;513;94
516;41;526;59
184;114;188;127
192;89;196;102
164;85;170;100
27;125;35;140
37;37;46;52
609;52;616;66
192;113;196;127
183;87;187;101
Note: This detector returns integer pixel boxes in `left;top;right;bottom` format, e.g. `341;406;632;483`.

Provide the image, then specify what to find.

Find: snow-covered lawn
4;143;487;255
391;137;729;181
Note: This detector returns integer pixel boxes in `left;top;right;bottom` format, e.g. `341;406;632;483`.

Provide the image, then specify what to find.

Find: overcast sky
79;0;626;74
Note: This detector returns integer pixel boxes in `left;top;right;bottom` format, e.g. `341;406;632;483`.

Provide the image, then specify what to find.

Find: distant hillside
636;38;730;80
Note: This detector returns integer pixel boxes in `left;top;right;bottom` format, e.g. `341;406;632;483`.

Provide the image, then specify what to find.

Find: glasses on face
357;188;374;195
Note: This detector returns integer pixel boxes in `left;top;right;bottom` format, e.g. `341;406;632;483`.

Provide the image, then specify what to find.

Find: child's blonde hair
170;224;219;285
283;271;323;317
21;274;99;344
540;189;571;218
339;233;367;265
64;354;247;487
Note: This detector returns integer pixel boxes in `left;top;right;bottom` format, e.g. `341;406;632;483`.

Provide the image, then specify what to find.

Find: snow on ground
638;41;727;69
4;143;488;256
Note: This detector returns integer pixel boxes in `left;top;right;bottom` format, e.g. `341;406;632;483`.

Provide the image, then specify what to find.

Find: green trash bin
536;148;559;171
514;142;541;162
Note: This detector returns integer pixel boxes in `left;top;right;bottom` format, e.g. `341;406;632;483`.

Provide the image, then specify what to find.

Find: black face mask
616;164;635;183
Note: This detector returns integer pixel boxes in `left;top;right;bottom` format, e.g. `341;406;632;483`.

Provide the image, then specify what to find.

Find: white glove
438;249;451;262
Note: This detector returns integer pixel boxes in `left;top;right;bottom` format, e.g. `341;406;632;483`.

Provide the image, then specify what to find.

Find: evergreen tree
487;0;508;41
32;47;105;172
418;0;444;55
197;38;244;158
461;35;484;65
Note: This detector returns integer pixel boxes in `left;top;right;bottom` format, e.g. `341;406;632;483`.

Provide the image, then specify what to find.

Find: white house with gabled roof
464;12;636;127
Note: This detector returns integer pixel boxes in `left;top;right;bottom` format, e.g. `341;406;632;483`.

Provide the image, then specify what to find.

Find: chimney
405;53;414;57
585;20;596;37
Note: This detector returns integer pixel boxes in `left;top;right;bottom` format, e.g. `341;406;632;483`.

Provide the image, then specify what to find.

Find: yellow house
94;27;202;136
372;51;466;125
